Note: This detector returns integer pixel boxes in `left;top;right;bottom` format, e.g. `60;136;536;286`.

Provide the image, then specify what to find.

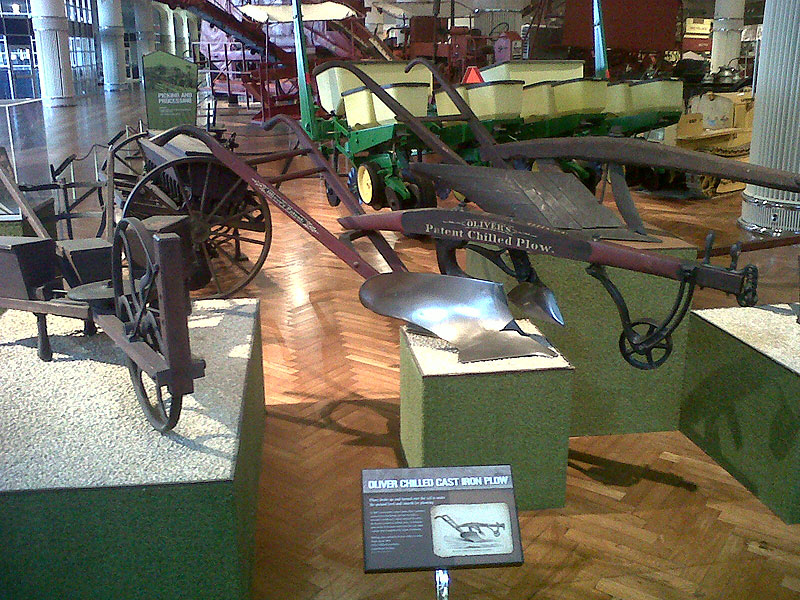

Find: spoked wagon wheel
121;155;272;298
112;217;183;432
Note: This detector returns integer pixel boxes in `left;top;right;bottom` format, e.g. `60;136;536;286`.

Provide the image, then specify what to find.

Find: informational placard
142;51;198;130
362;465;523;572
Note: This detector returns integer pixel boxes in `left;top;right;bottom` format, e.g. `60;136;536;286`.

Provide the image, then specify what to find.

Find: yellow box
629;79;684;113
481;60;584;86
341;86;378;129
521;81;556;122
464;79;524;120
315;61;430;115
605;81;633;116
434;84;469;119
551;78;608;116
373;83;431;125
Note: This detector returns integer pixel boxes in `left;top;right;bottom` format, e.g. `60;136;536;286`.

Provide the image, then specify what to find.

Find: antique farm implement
5;96;799;434
0;138;203;432
97;119;800;370
341;208;759;369
285;0;684;211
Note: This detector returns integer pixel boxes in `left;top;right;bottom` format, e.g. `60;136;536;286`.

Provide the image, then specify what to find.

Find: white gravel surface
694;303;800;375
403;321;571;377
0;299;259;492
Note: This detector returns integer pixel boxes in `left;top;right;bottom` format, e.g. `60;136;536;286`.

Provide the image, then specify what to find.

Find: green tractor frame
289;0;682;211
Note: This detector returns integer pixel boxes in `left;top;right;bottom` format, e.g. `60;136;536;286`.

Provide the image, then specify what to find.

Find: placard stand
435;569;450;599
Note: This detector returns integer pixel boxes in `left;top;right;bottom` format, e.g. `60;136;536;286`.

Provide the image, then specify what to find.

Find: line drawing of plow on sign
434;514;506;542
431;503;513;557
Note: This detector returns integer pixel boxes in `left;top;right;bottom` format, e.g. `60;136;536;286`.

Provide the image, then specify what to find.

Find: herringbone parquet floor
228;126;800;600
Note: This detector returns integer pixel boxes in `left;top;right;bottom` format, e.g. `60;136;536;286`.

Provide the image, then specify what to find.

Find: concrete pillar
30;0;76;107
174;9;189;58
710;0;746;73
741;0;800;235
98;0;127;90
187;15;199;60
157;4;176;55
134;0;157;76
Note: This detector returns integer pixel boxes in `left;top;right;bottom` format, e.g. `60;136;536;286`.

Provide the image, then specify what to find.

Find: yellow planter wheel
356;162;386;208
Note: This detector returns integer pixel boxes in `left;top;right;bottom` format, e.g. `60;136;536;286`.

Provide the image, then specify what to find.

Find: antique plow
338;208;759;369
105;122;769;369
117;121;406;299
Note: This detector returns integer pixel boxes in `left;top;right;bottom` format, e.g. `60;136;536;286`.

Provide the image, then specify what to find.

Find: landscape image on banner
430;503;513;558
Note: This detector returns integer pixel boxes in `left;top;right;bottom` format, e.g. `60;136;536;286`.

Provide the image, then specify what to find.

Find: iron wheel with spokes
121;155;272;298
112;217;183;432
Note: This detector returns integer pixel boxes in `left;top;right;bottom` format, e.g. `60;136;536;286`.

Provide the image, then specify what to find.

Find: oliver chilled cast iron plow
104;116;792;370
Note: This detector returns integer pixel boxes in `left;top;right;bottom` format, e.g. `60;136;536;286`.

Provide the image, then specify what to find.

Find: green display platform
0;300;265;600
681;305;800;523
399;326;573;510
466;234;697;435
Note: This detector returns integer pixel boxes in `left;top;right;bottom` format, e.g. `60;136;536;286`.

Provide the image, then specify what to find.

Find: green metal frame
290;0;679;203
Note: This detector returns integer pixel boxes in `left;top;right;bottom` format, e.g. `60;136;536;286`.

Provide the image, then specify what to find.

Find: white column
30;0;76;107
134;0;157;75
174;9;189;58
187;15;199;60
97;0;127;90
156;4;176;55
741;0;800;235
710;0;746;73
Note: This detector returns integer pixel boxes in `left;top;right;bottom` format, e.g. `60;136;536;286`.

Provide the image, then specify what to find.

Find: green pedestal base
0;300;265;599
399;327;573;510
681;306;800;524
465;235;696;435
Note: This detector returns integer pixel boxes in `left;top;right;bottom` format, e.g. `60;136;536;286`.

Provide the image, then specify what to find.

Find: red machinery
398;16;492;82
167;0;392;121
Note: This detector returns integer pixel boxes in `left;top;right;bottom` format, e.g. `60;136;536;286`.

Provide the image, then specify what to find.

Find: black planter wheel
122;155;272;298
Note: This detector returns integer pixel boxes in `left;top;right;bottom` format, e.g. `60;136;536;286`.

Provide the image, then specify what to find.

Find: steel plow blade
359;272;557;363
507;280;565;326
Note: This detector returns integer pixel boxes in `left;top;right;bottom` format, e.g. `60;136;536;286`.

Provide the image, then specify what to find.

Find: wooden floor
17;91;800;599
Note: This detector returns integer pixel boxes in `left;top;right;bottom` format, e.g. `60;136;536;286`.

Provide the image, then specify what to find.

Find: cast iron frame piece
338;208;759;370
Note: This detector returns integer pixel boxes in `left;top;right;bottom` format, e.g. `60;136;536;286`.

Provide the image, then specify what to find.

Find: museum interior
0;0;799;598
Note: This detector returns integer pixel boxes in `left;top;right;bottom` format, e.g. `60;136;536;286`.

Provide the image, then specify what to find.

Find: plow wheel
112;217;182;432
122;155;272;298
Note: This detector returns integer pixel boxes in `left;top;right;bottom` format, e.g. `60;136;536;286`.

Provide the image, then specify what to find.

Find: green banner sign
142;51;198;130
